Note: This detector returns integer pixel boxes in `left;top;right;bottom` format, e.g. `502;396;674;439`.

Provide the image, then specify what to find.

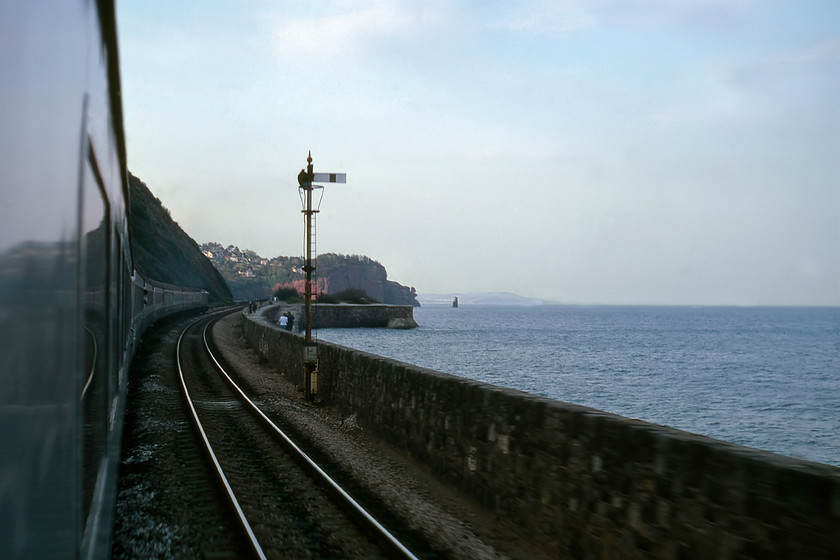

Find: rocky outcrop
318;261;419;307
322;263;387;300
202;245;419;306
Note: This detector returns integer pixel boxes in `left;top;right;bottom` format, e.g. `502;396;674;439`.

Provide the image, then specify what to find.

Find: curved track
176;311;421;559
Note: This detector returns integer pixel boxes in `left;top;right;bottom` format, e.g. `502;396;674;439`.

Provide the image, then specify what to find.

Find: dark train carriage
0;2;207;558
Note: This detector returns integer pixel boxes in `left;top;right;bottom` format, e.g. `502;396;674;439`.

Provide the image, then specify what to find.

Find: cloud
266;1;446;59
788;37;840;64
730;37;840;81
649;36;840;130
598;0;753;28
488;0;752;34
488;1;597;34
117;1;839;305
725;38;840;117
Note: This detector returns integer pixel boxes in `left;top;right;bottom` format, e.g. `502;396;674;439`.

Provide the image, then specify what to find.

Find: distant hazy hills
418;292;545;306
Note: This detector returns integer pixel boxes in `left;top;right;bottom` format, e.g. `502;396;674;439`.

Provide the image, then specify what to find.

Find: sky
116;0;839;306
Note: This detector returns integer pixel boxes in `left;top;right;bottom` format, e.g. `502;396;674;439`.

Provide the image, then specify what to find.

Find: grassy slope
128;173;233;306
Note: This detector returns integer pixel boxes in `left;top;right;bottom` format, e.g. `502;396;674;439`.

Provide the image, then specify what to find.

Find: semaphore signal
296;151;346;400
312;172;346;183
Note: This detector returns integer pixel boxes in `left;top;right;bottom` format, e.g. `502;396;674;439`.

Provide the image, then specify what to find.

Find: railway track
175;311;423;559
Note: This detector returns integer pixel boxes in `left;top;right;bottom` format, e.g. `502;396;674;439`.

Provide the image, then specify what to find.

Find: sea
314;305;840;468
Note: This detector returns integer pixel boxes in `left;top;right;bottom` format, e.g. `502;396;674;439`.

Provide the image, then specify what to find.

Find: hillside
128;173;232;305
201;243;419;306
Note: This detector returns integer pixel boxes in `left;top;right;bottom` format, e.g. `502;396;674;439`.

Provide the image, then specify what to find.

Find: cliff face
317;259;418;306
313;254;419;306
285;266;418;307
128;173;233;305
322;262;387;300
384;280;418;307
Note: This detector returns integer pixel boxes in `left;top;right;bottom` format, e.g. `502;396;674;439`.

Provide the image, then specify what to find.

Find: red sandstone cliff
287;258;418;306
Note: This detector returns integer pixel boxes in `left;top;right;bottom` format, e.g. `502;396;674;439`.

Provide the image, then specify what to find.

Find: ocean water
315;305;840;467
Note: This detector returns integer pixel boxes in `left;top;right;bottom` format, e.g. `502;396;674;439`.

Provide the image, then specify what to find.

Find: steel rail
176;315;267;560
201;318;421;560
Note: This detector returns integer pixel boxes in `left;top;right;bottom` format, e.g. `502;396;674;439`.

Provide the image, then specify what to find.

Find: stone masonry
241;309;840;559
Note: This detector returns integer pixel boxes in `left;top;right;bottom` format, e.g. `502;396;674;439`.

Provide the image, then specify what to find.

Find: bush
315;292;339;304
331;288;379;304
273;286;301;302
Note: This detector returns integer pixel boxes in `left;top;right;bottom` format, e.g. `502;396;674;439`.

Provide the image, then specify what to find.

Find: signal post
296;152;346;400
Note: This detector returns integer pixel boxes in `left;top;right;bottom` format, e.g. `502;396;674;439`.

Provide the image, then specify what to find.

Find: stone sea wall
241;311;840;559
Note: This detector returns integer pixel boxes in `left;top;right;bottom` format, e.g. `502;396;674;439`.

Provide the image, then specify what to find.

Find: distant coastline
417;292;545;307
418;294;840;308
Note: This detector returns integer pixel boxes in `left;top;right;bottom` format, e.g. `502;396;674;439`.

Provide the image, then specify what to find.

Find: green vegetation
128;173;233;305
316;288;379;304
273;286;302;302
201;243;419;306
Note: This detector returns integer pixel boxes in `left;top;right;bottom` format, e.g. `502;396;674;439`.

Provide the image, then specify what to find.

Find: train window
112;225;121;372
120;242;130;356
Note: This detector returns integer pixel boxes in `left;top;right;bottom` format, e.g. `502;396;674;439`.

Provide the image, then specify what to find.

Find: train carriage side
0;2;208;559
